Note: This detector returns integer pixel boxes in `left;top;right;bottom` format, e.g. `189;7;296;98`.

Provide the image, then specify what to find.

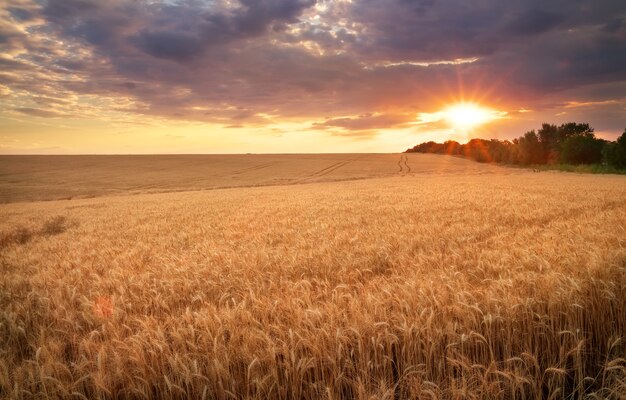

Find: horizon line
0;151;406;156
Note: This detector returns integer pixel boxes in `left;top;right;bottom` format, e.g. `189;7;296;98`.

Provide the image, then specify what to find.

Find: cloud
314;113;416;131
505;9;564;35
13;107;67;118
0;0;625;137
40;0;317;62
132;31;204;61
563;100;619;108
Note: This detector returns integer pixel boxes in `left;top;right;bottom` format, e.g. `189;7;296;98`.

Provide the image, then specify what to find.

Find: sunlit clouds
0;0;625;153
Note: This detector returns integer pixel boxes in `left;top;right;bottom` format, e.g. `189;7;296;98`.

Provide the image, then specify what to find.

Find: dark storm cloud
42;0;98;18
1;0;625;136
603;17;624;34
505;9;564;35
40;0;316;61
486;24;626;92
7;7;36;22
133;31;204;61
133;0;315;60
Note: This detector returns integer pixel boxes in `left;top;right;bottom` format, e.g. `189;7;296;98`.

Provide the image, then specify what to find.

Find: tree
603;128;626;168
560;134;605;164
464;139;492;162
518;130;544;165
537;123;559;163
403;121;626;170
558;122;594;141
443;140;461;155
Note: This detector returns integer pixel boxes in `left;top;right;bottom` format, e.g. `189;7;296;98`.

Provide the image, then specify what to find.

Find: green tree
603;128;626;168
558;122;594;141
560;134;605;164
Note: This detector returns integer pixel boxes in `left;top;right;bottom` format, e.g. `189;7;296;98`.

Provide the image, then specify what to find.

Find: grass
0;155;625;399
535;163;626;174
501;161;626;174
405;152;626;175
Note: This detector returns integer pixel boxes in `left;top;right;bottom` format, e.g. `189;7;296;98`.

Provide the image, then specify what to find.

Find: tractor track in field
398;154;411;175
313;161;350;178
295;160;351;183
232;162;275;175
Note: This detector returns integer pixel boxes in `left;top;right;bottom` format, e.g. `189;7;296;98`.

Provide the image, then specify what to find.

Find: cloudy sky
1;0;625;153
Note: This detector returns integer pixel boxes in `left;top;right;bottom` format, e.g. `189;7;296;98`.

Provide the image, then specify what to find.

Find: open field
1;154;626;399
0;154;507;203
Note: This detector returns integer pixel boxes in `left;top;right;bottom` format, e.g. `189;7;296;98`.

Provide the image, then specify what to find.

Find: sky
1;0;625;154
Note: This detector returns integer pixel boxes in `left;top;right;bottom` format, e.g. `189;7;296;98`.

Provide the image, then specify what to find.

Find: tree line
405;123;626;169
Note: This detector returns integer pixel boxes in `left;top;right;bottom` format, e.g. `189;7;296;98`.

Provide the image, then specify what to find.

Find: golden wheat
0;153;505;203
1;158;625;399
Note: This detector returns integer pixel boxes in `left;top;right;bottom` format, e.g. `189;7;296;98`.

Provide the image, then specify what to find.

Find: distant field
1;155;625;399
0;153;508;203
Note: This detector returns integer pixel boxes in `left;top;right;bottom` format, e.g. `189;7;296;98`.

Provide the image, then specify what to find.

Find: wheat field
1;154;625;399
0;154;504;203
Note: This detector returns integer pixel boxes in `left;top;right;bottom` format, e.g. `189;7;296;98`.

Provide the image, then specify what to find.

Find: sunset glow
444;103;502;131
0;1;624;153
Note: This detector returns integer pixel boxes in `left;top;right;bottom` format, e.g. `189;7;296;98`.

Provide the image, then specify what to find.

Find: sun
444;103;497;131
